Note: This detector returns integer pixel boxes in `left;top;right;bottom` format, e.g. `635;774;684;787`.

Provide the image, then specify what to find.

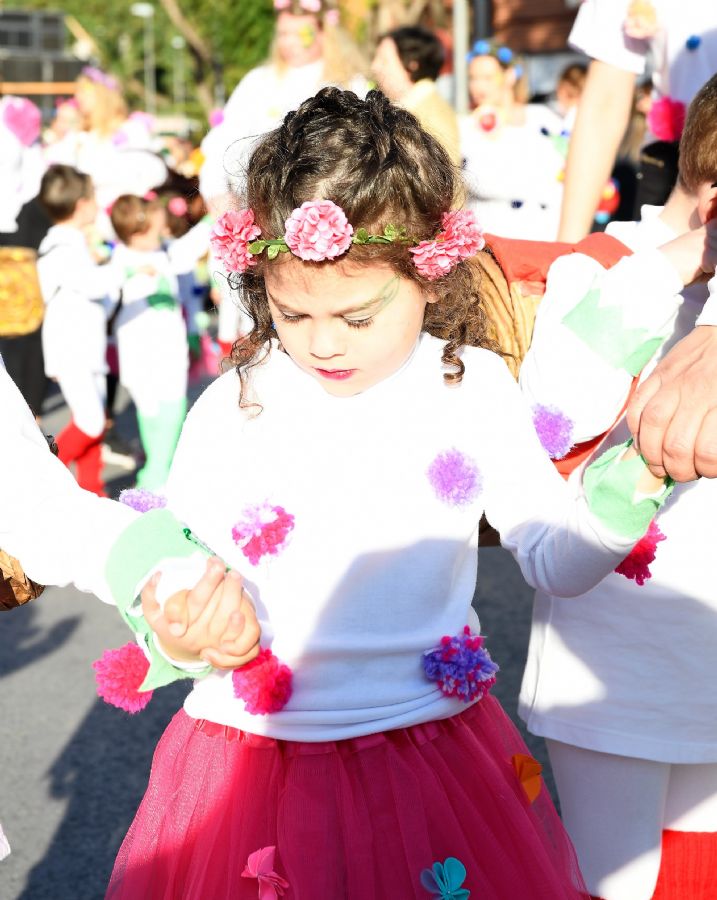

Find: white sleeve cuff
695;273;717;326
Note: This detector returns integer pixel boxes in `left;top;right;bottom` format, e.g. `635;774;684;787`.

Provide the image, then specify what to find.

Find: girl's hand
141;557;261;670
622;444;667;494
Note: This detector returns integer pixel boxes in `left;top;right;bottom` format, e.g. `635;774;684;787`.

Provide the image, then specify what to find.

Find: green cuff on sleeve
562;284;665;376
583;441;674;540
105;509;213;689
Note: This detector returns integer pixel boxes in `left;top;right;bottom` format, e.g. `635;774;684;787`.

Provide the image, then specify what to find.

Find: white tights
547;740;717;900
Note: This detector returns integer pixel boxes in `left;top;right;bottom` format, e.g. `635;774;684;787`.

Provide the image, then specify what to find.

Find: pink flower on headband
2;97;41;147
167;196;188;217
410;210;485;280
210;209;262;274
274;0;291;7
285;200;354;261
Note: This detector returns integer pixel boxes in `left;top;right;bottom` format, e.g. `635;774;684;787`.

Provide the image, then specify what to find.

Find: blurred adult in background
200;0;368;210
46;66;167;216
371;25;461;166
459;41;565;240
558;0;717;241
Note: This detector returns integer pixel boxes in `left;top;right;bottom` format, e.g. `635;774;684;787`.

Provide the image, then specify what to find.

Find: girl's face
265;259;433;397
468;56;509;108
275;12;323;68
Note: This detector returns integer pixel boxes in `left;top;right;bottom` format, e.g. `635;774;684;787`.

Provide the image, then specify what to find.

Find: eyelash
276;312;374;329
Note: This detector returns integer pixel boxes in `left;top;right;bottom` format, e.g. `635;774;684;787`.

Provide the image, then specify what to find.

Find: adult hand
627;326;717;480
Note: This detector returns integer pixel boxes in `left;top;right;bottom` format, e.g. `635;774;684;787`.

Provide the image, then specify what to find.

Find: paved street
0;384;553;899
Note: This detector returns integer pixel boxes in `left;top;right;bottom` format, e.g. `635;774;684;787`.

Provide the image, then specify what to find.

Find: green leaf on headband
247;240;266;255
354;228;369;244
267;244;281;260
384;224;398;240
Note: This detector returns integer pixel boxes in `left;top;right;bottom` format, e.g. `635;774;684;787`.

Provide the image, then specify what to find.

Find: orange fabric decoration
511;753;543;803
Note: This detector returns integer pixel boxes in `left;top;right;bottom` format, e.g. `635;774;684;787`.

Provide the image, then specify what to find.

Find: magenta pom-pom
423;626;498;702
93;642;153;713
119;488;167;513
615;520;666;586
532;404;575;459
427;449;482;506
231;502;295;565
233;648;293;714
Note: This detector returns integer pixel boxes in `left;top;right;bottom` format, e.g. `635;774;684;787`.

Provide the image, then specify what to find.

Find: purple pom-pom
532;404;575;459
423;626;499;702
119;488;167;513
427;449;482;506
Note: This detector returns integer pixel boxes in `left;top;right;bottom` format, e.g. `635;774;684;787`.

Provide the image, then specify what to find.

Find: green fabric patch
563;283;665;375
105;509;212;690
147;274;177;310
583;441;674;540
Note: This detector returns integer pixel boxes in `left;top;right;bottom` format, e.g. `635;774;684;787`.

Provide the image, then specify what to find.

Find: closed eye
277;311;307;324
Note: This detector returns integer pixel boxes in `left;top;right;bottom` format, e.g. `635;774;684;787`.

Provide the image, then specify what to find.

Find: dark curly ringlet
230;87;499;400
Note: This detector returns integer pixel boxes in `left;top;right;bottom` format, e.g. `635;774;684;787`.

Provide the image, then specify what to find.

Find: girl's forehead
266;259;399;297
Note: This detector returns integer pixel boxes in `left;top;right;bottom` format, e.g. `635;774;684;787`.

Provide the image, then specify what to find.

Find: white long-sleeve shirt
0;359;136;598
109;333;665;742
518;209;717;762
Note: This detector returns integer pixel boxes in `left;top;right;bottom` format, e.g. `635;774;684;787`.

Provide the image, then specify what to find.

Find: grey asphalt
0;383;553;900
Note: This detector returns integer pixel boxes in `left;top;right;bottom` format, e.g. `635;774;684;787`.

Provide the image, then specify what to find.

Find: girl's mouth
314;368;356;381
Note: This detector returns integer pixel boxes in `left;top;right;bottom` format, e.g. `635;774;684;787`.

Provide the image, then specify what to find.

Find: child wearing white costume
37;165;121;496
110;194;211;491
99;88;673;900
518;74;717;900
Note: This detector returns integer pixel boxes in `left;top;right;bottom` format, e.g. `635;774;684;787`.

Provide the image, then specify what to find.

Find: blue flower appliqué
421;857;471;899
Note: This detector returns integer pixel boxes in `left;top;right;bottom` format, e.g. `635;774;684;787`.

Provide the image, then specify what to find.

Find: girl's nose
309;321;345;359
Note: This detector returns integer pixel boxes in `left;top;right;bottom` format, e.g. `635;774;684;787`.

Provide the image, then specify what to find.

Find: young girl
104;88;669;899
109;195;211;490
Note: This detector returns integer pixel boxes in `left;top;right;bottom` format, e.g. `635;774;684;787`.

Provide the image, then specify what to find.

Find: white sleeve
475;351;664;598
569;0;649;74
519;249;683;442
0;366;137;601
695;272;717;326
167;219;212;274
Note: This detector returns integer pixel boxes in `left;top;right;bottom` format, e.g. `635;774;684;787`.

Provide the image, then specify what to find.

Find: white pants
56;370;106;437
547;740;717;900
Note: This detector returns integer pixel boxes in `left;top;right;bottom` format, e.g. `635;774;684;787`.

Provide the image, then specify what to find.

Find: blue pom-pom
471;39;491;57
497;46;513;64
685;34;701;51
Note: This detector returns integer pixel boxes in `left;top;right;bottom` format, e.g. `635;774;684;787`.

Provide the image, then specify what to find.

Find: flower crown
209;200;485;282
81;65;120;92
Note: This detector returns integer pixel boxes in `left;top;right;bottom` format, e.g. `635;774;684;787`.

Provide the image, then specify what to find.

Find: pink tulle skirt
107;697;588;899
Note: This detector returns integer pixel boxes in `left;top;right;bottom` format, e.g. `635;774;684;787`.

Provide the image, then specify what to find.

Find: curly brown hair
228;87;501;402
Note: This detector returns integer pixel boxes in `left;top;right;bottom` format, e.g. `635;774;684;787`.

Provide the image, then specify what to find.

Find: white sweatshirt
519;209;717;762
111;333;666;742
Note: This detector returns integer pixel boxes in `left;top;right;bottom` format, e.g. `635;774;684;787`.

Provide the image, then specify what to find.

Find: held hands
141;557;261;670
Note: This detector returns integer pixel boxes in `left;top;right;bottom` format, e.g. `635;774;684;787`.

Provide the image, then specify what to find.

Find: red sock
651;830;717;900
55;420;105;495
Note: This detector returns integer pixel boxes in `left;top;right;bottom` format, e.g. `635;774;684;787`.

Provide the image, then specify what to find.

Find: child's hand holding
622;443;667;494
141;557;261;669
659;220;717;286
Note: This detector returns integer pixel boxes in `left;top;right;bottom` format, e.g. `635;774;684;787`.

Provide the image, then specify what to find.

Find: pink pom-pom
93;643;153;713
427;448;482;506
647;96;686;142
615;520;666;586
233;648;293;714
208;107;225;128
231;502;295;565
2;97;41;147
284;200;353;262
167;196;188;217
210;209;262;274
